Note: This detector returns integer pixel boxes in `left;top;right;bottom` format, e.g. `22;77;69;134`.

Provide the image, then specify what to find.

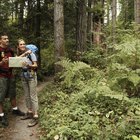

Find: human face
0;35;9;48
18;40;26;51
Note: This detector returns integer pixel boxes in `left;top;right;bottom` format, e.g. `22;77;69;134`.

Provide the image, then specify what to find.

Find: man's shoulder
0;47;14;52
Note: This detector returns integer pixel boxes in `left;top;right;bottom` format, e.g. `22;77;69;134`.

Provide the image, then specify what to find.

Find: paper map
9;57;27;67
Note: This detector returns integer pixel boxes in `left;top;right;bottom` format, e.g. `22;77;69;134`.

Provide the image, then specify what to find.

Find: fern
106;38;140;96
56;58;90;89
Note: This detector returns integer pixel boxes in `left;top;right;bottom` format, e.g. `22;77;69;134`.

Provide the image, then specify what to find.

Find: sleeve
31;53;37;62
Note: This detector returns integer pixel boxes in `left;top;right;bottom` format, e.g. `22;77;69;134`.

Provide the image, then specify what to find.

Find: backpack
26;45;38;71
26;44;38;59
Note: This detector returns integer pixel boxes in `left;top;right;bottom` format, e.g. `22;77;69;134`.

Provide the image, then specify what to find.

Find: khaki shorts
0;77;16;102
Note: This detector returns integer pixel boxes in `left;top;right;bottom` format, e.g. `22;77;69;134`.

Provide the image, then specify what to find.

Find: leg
9;78;25;116
28;77;39;127
0;78;9;126
0;78;7;113
21;78;33;120
29;78;38;116
8;78;16;107
21;78;32;112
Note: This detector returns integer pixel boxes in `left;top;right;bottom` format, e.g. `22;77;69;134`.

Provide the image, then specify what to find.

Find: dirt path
0;80;48;140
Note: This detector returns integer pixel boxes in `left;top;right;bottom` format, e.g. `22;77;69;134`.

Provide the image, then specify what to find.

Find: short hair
0;32;8;39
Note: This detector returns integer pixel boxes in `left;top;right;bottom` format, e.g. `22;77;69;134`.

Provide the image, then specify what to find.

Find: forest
1;0;140;140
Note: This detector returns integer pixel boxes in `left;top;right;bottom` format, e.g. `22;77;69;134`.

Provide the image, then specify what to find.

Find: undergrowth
39;34;140;140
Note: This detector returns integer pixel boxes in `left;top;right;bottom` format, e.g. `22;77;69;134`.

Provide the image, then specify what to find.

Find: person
0;32;25;127
17;39;39;127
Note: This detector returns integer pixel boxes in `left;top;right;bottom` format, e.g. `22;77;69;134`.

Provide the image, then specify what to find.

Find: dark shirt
0;47;14;78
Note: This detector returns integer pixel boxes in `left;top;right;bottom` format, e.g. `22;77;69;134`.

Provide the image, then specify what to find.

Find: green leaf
128;73;140;87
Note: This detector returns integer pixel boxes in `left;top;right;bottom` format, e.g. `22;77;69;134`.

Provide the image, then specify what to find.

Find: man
0;32;25;127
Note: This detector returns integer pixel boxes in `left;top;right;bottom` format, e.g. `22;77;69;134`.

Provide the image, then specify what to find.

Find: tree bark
35;0;41;68
18;0;25;30
87;0;93;45
111;0;117;42
93;0;104;45
134;0;140;24
54;0;65;72
76;0;87;59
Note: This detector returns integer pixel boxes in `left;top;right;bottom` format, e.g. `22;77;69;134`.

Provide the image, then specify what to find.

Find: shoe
12;109;25;116
0;116;9;127
21;112;33;120
28;117;38;127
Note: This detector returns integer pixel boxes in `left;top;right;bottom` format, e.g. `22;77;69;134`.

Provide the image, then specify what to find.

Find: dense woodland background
1;0;140;139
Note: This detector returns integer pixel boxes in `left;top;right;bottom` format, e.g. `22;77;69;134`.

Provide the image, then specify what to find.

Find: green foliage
82;47;107;69
55;58;91;91
40;43;55;76
38;53;140;140
107;37;140;96
39;31;140;139
39;77;140;140
118;0;134;27
0;0;13;29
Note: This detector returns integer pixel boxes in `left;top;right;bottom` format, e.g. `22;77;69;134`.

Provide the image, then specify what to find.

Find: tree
111;0;117;42
118;0;134;27
76;0;87;59
87;0;93;45
92;0;104;45
54;0;65;72
18;0;25;31
35;0;41;67
134;0;140;24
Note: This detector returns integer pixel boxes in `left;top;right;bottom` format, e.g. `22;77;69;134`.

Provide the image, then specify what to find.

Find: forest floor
0;78;49;140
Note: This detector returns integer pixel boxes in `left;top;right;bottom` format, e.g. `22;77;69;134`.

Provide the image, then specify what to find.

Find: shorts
0;77;16;102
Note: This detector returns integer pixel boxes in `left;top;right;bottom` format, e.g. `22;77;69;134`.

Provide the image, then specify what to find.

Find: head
17;39;27;55
0;32;9;48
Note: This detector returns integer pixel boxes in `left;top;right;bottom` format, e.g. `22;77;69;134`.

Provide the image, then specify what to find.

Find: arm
19;50;32;57
22;60;38;69
22;52;37;69
27;61;38;68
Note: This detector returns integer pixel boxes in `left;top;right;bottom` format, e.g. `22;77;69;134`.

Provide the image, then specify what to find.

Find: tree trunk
93;0;103;45
15;0;18;20
76;0;87;60
54;0;65;72
35;0;41;68
134;0;140;24
111;0;117;42
18;0;25;30
93;21;101;45
87;0;93;45
101;0;105;24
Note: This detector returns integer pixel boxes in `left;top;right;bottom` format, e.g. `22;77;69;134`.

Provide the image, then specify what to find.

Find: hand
2;57;8;64
25;50;32;55
22;61;28;67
